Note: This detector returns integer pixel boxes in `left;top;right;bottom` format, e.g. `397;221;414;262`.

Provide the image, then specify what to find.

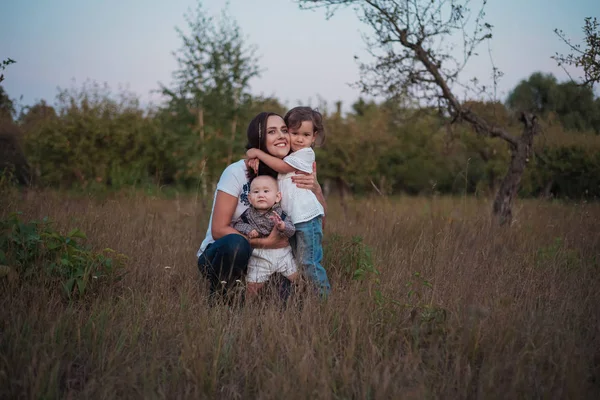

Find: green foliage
507;72;600;133
0;85;15;120
160;2;262;191
0;212;126;298
324;233;379;282
536;237;582;270
0;58;16;84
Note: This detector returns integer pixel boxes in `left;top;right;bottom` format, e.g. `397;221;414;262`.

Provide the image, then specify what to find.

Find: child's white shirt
278;148;324;224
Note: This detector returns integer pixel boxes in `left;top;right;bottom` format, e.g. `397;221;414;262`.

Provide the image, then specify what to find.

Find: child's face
249;176;281;211
289;121;316;152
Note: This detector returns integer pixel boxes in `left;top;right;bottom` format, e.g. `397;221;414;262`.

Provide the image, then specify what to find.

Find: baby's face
248;176;281;211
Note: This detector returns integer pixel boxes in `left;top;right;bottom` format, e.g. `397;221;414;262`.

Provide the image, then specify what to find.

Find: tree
0;58;16;84
0;86;15;121
161;3;260;198
553;17;600;88
299;0;538;224
507;72;599;133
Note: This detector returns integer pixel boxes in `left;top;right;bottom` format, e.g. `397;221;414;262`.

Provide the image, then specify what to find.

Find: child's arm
247;148;295;174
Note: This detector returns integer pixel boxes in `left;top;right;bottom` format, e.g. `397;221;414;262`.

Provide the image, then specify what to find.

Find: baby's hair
249;174;278;190
284;106;326;146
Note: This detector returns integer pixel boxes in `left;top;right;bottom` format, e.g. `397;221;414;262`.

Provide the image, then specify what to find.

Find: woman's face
264;115;290;159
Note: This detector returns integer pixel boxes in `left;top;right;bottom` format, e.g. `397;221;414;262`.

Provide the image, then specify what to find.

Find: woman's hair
284;106;326;146
246;111;284;180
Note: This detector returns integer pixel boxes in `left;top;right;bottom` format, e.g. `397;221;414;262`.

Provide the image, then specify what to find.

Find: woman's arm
247;148;295;174
212;190;289;247
211;191;244;240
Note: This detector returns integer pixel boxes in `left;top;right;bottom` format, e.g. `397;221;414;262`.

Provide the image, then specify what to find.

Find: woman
197;112;326;301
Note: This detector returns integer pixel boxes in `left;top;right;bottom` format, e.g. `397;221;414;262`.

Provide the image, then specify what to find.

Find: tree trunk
227;90;240;166
198;107;207;199
227;114;238;166
337;177;351;218
542;179;554;200
492;113;538;225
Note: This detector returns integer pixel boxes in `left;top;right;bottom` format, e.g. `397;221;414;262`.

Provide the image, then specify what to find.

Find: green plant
324;234;379;281
536;237;582;270
0;212;126;298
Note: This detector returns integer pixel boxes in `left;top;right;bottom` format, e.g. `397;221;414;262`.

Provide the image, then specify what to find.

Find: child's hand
268;213;286;232
247;158;259;174
248;229;259;239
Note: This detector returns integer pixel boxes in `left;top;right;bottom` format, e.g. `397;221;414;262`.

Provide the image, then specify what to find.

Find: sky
1;0;597;112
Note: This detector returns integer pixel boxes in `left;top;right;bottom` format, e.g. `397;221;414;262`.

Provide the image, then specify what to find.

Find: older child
246;107;331;297
234;175;298;297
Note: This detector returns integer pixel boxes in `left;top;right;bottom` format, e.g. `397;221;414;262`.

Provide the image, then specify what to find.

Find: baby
234;175;298;296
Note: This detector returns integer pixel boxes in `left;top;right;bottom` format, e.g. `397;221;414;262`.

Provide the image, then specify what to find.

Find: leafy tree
506;73;559;116
0;86;15;121
161;3;260;196
22;82;156;188
299;0;539;224
507;72;599;133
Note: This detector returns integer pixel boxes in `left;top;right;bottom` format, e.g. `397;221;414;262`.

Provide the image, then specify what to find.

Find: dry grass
1;190;599;399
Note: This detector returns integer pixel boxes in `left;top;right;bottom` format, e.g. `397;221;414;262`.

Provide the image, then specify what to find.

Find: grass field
1;190;599;399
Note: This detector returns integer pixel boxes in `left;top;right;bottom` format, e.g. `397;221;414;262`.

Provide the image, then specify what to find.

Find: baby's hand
276;221;286;231
269;213;286;231
248;229;259;238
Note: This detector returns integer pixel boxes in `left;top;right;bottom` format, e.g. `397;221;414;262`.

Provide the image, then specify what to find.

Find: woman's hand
291;161;320;193
251;225;289;249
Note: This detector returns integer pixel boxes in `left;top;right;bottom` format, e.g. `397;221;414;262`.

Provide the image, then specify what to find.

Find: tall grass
1;190;599;399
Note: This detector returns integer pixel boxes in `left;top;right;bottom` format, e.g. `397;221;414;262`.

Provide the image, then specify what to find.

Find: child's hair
284;106;326;146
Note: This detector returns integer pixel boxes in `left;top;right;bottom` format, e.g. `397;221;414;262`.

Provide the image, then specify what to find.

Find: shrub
0;212;126;298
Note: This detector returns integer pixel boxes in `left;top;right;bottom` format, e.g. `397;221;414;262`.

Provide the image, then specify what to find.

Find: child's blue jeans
292;216;331;297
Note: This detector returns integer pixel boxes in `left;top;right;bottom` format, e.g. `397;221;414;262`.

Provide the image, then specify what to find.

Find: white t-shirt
197;160;251;257
278;148;325;224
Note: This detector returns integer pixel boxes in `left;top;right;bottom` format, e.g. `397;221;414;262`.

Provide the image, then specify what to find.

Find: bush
0;213;126;298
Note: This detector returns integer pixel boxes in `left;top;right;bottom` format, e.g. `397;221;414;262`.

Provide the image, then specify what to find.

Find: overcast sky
1;0;597;111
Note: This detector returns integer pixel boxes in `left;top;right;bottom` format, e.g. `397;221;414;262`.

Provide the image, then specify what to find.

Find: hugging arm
246;148;296;174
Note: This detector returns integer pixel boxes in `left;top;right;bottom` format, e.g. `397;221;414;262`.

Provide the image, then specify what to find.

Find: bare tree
553;17;600;88
298;0;538;224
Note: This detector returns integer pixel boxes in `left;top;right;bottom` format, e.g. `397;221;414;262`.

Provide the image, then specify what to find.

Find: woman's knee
222;233;251;252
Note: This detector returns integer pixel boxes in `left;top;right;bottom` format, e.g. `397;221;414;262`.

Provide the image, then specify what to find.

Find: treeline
1;0;598;200
1;72;599;200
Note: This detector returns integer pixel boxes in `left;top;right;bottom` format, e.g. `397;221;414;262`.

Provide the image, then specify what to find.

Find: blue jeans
197;233;292;302
197;234;252;297
292;216;331;297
